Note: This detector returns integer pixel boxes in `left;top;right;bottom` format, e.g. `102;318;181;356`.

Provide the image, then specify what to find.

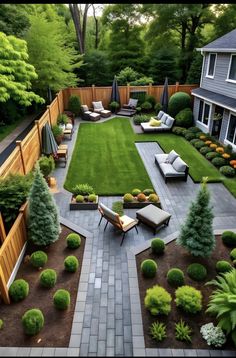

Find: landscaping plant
123;193;134;202
144;285;172;316
9;279;29;302
131;188;142;196
27;163;61;246
175;319;192;342
176;177;215;257
22;309;44;336
112;201;124;216
168;92;191;117
175;285;202;314
221;231;236;247
64;255;79;272
66;233;81;249
167;268;185;287
141;259;157;278
68;95;81;116
200;322;226;348
175;108;193;128
0;319;3;330
150;321;167;342
230;248;236;260
72;183;95;196
187;263;207;281
30;250;48;268
151;238;165;255
143;188;154;196
216;260;232;273
39;269;57;288
38;155;55;179
53;289;70;310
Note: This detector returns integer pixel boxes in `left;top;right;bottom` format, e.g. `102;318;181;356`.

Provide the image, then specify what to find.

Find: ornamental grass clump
141;259;157;278
39;269;57;288
30;251;48;269
112;201;124;216
175;319;192;342
150;321;167;342
187;263;207;281
72;183;94;196
22;309;44;336
9;279;29;302
144;285;172;316
167;268;185;287
175;285;202;314
151;238;165;255
200;323;226;348
66;233;81;249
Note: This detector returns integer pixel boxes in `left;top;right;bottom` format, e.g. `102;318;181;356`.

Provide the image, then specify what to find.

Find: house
191;28;236;151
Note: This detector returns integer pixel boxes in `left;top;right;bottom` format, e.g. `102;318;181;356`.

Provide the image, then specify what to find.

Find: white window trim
196;100;212;129
225;110;236;148
226;54;236;82
206;53;217;79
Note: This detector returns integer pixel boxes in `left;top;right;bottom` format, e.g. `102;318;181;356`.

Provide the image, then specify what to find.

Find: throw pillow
157;110;164;120
165;149;179;164
172;157;187;172
66;123;73;130
165;116;174;127
149;118;161;127
93;101;104;111
128;98;138;108
81;105;89;112
161;113;168;124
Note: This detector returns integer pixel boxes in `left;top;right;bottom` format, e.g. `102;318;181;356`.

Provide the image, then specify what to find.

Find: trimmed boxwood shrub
221;231;236;247
230;248;236;260
188;126;202;133
9;279;29;302
144;285;172;315
75;195;84;203
123;193;133;203
211;157;226;167
137;193;146;202
68;95;81;116
172;126;186;136
143;188;154;196
219;166;235;177
168;92;191;117
194;140;205;150
167;268;184;287
141;101;152;111
141;259;157;278
88;194;97;202
187;263;207;281
151;238;165;255
175;108;193;128
64;255;79;272
190;138;200;146
22;309;44;335
216;260;232;273
66;233;81;249
39;269;57;288
133;114;149;125
148;193;159;203
53;289;70;310
200;146;214;155
184;131;196;141
175;285;202;314
132;188;141;196
205;151;220;161
30;251;48;269
0;319;3;330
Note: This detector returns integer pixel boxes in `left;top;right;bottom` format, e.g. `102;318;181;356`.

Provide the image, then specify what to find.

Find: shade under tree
160;77;169;113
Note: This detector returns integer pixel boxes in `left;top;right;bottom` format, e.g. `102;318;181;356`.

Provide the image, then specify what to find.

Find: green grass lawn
0;118;23;142
64;117;236;198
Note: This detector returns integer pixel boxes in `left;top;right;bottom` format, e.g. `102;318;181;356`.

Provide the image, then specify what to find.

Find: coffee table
136;204;171;234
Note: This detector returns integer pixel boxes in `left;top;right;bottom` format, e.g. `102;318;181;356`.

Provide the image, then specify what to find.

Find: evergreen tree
176;177;215;257
27;163;61;246
186;50;203;84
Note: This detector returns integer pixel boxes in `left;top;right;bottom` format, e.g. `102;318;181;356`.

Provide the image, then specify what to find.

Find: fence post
175;81;179;92
56;93;61;114
35;120;42;153
92;84;95;101
16;140;26;175
148;83;152;95
0;266;10;304
47;105;52;127
0;213;6;243
126;83;130;102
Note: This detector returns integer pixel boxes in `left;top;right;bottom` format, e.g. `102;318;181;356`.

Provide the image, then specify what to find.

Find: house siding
201;53;236;99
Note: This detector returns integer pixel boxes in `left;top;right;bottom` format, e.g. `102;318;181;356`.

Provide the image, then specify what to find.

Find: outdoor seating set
141;110;175;132
81;101;111;121
116;98;138;117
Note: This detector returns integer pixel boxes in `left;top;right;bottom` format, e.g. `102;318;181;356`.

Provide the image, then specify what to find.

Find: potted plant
52;124;64;145
109;101;120;114
57;114;68;131
122;189;162;209
70;183;99;210
38;155;55;185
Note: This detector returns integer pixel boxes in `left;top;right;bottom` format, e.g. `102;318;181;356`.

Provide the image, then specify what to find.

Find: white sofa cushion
81;105;89;112
157;110;164;120
155;154;168;165
128;98;138;107
166;150;179;164
165;116;175;128
159;163;185;177
93;101;104;111
172;157;187;172
161;113;168;124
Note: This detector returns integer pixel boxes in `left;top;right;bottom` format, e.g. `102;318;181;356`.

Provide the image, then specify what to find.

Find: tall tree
0;4;30;37
69;4;91;54
214;4;236;38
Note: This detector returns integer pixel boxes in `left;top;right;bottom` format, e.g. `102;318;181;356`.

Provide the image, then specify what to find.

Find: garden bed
70;195;99;210
136;234;235;350
0;224;85;347
123;200;162;209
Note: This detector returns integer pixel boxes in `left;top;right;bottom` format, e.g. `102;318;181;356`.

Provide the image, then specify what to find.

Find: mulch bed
136;235;235;350
0;224;85;347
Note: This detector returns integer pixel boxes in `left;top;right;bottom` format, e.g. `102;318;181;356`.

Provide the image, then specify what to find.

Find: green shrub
200;146;214;155
205;151;220;161
145;94;156;107
136;106;142;113
194;140;205;149
211;157;226;167
200;322;226;348
64;255;79;273
141;101;152;111
230;248;236;260
168;92;191;117
215;260;232;273
72;183;94;196
0;319;3;330
187;263;207;281
150;321;167;342
188;126;202;133
137;193;146;202
184;131;196;141
220;166;235;177
167;268;184;287
112;201;124;216
141;259;157;278
144;285;172;315
172;126;186;136
57;113;68;125
233;259;236;267
132;188;141;196
88;194;97;202
175;108;193;128
75;195;84;203
53;289;70;310
175;319;192;342
109;101;120;112
221;231;236;247
40;269;57;288
22;309;44;335
52;124;63;138
68;95;81;116
148;193;159;203
38;156;55;178
175;285;202;314
30;251;48;268
66;233;81;249
133;114;149;125
123;193;134;202
154;103;162;113
190;138;200;146
151;238;165;255
143;188;154;196
9;279;29;302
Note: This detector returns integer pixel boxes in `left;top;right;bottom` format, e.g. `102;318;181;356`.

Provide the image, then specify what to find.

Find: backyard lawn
64;117;236;197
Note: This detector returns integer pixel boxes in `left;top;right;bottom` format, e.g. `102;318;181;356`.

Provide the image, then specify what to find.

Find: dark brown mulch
0;225;85;347
136;235;235;350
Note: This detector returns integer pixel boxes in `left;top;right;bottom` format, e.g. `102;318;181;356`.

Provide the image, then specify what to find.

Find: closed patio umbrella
160;77;169;113
110;76;120;104
41;122;58;156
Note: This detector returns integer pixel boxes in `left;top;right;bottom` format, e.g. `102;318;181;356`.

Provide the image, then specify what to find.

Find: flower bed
70;195;99;210
123;189;162;209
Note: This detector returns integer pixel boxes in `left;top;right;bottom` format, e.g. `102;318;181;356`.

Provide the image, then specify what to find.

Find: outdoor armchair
92;101;111;118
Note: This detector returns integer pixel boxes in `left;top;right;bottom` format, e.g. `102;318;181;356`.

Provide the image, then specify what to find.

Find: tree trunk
92;5;99;49
69;4;84;54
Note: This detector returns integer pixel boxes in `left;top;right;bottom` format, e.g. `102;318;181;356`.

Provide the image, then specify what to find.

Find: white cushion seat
154;153;168;165
159;162;186;177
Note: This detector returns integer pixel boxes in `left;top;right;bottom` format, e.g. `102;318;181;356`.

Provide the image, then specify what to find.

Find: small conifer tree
176;177;215;257
27;163;61;246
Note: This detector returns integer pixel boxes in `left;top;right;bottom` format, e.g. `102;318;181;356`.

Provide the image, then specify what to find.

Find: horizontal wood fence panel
49;97;60;126
0;147;24;178
21;127;41;173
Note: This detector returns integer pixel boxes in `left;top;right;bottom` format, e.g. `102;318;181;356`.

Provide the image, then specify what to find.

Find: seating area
141;110;175;132
92;101;111;118
155;149;189;183
81;104;101;121
116;98;138;117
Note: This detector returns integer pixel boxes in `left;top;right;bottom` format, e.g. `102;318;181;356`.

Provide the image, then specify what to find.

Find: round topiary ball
66;233;81;249
22;309;44;335
143;188;154;196
132;188;141;196
216;260;232;273
39;269;57;288
137;193;147;202
141;259;157;278
167;268;184;287
205;152;220;161
88;194;97;202
76;195;84;203
175;108;193;129
187;263;207;281
9;279;29;302
148;194;159;203
200;146;214;156
168;92;191;117
30;251;48;269
53;289;70;310
220;166;235;177
194;140;206;150
151;238;165;255
64;255;79;273
184;131;196;141
211;157;226;167
230;248;236;260
0;319;3;330
221;231;236;247
123;193;134;203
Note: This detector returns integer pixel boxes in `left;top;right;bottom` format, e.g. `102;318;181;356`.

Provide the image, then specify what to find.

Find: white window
226;113;236;145
198;100;211;126
227;55;236;82
206;53;216;78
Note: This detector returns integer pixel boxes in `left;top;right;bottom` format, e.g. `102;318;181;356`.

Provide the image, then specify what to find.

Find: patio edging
127;229;236;357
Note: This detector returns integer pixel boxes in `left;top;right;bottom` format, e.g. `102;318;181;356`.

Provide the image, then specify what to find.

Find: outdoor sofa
155;149;189;183
141;110;175;132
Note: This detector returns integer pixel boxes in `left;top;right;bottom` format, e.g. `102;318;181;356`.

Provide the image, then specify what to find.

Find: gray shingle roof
198;28;236;52
191;87;236;111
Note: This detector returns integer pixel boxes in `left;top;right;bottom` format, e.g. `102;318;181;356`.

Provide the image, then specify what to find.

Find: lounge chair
81;105;101;121
98;203;138;246
92;101;111;118
117;98;138;117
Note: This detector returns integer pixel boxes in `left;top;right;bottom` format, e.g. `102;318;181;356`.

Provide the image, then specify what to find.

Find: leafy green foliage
57;113;68;125
116;67;139;85
133;114;149;125
175;319;192;342
220;166;235;177
131;188;141;196
167;268;185;287
40;269;57;288
148;194;159;203
194;140;206;150
68;95;81;116
144;285;172;316
168;92;191;118
22;309;44;336
30;251;48;268
38;156;55;178
64;255;79;273
66;233;81;249
215;260;232;273
9;279;29;302
75;195;84;203
222;231;236;248
175;285;202;314
0;4;30;37
175;108;193;128
187;263;207;281
205;151;220;161
0;319;3;330
200;322;226;348
141;259;157;278
184;131;196;141
211;157;226;167
123;193;134;203
143;188;154;196
112;201;124;216
151;238;165;255
141;101;152;111
230;248;236;260
150;321;167;342
53;289;70;310
88;194;97;202
200;146;214;155
72;183;95;196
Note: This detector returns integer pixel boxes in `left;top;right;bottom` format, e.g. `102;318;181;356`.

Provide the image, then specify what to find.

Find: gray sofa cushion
161;113;168;124
155;154;168;165
166;150;179;164
172;156;187;172
128;98;138;108
165;116;175;128
159;163;185;177
157;110;164;120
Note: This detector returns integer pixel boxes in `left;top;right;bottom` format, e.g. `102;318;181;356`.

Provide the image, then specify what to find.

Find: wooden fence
0;203;28;304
